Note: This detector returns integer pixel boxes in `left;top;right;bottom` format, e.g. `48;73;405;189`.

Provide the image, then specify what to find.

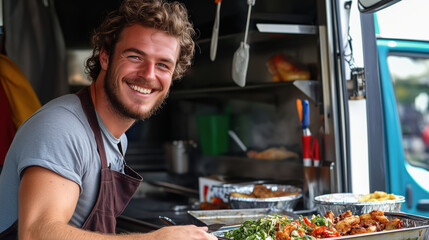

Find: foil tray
211;212;429;240
211;183;302;212
187;208;298;226
314;193;405;216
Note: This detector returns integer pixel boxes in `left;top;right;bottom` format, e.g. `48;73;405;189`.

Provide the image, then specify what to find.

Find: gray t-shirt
0;94;128;232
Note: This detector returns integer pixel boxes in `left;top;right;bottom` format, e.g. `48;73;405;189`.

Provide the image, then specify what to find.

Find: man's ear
99;48;109;71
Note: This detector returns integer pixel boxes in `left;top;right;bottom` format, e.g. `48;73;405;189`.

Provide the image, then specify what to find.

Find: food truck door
375;0;429;216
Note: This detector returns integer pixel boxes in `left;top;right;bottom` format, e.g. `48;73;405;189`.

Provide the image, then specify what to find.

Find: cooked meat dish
230;184;299;199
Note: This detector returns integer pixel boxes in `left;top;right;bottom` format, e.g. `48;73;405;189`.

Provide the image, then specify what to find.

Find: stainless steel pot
165;140;196;174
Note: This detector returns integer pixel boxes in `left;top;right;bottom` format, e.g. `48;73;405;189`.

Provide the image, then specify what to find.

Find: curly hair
85;0;195;81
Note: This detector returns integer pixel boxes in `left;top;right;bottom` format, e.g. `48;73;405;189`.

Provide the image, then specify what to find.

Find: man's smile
129;83;153;94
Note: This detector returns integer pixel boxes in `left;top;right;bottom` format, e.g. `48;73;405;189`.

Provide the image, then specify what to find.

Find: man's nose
137;62;156;80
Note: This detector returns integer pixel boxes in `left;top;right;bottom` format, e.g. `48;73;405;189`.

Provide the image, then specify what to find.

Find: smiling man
104;26;175;120
0;0;217;240
96;24;178;137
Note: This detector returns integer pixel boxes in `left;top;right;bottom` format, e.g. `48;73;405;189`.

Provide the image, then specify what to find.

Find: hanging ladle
232;0;256;87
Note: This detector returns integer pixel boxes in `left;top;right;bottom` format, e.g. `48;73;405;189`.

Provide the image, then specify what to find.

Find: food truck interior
4;0;426;234
53;0;330;229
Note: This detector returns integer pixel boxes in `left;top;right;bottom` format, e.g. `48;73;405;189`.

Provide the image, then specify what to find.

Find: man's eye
128;56;140;60
157;63;169;69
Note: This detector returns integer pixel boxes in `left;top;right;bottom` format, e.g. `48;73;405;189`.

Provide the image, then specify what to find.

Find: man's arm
18;166;217;240
18;166;95;239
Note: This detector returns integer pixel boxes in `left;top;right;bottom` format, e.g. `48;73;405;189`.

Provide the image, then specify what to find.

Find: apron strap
0;221;17;239
117;142;123;156
76;87;108;169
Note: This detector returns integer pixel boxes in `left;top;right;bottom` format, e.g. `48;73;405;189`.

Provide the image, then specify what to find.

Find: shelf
170;80;320;103
293;80;320;103
196;24;317;46
256;23;317;35
195;154;304;182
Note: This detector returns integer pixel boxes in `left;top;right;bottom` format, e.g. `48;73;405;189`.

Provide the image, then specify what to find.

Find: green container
197;114;230;155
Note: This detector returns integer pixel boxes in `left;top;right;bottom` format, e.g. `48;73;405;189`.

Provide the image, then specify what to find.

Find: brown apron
0;222;17;240
0;87;142;239
78;86;142;232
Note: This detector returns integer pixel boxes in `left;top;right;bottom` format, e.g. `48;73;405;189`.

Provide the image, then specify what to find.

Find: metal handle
243;2;253;44
406;184;413;209
417;199;429;211
159;216;177;226
210;1;221;61
228;130;247;152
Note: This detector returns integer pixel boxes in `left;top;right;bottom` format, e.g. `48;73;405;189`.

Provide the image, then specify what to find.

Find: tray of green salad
210;211;429;240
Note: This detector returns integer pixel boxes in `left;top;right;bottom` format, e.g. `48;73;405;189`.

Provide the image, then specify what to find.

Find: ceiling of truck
53;0;317;48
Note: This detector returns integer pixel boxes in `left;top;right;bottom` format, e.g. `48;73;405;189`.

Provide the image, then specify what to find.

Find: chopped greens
223;210;403;240
311;215;331;227
224;214;338;240
224;214;290;240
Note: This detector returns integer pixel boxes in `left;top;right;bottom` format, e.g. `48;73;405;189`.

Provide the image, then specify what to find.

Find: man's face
103;24;179;120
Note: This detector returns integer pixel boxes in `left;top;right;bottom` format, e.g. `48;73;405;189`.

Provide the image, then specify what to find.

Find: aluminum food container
222;184;302;212
212;212;429;240
188;208;298;226
314;193;405;216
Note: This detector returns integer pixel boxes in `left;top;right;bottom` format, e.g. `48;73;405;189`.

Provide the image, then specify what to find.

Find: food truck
1;0;429;237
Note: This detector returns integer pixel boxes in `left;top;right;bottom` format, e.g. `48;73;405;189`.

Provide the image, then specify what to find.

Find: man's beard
104;68;169;121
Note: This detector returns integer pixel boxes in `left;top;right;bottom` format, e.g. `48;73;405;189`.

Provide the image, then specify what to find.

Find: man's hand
144;225;218;240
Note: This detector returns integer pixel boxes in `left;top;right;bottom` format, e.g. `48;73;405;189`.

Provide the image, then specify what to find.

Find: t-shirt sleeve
15;105;93;191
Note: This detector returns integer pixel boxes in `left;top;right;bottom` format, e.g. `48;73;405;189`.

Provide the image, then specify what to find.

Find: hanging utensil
296;99;303;124
228;130;247;152
210;0;222;61
301;99;312;167
301;99;310;129
312;137;320;167
232;0;255;87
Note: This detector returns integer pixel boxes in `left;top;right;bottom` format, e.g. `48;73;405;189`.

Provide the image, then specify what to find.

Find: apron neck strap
76;86;108;169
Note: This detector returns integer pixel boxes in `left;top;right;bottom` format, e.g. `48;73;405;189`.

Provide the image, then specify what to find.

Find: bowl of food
314;191;405;216
224;184;302;211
